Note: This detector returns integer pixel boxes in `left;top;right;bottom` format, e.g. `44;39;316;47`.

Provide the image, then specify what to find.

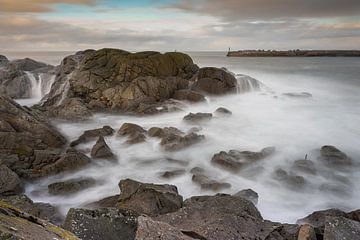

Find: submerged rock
292;159;317;175
91;136;114;159
173;89;205;102
148;126;184;138
274;168;307;190
297;209;347;228
191;167;231;191
117;179;183;216
234;189;259;205
118;123;146;136
48;178;96;195
318;145;352;167
160;132;205;151
183;112;212;123
214;107;232;116
324;216;360;240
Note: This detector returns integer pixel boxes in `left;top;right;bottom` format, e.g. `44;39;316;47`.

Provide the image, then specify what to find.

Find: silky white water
19;54;360;224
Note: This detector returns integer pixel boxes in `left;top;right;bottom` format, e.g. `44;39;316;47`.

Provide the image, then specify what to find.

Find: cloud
168;0;360;21
0;0;96;13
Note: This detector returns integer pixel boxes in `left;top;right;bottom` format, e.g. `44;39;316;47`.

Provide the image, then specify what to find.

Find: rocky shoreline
0;49;359;239
227;50;360;57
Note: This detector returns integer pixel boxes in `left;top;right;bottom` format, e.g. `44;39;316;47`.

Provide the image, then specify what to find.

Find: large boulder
117;179;183;216
0;200;78;239
192;67;237;95
70;125;114;147
39;49;199;117
323;216;360;240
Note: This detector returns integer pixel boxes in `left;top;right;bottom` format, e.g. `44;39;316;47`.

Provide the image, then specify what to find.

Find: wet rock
318;145;352;167
282;92;312;98
118;123;146;137
292;159;317;174
211;151;244;172
70;125;114;147
274;168;306;190
63;208;138;240
214;107;232;116
0;194;62;224
192;67;237;95
85;195;120;209
156;194;298;240
297;209;347;228
160;169;186;179
45;98;92;120
148;126;184;138
297;224;317;240
160;132;205;151
191;167;231;191
117;179;183;216
125;132;147;145
323;216;360;240
183;112;212;123
0;164;23;196
0;200;79;240
234;189;259;205
91;136;114;159
173;89;205;102
0;55;8;67
48;178;96;195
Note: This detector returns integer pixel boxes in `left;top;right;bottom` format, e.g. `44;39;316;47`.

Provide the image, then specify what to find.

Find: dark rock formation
324;216;360;240
160;132;205;151
191;167;231;191
70;125;114;147
173;89;205;102
0;164;23;196
318;145;352;167
117;179;183;216
48;178;96;195
227;49;360;57
91;136;114;159
214;107;232;116
234;189;259;205
274;168;307;190
160;169;186;179
183;112;213;123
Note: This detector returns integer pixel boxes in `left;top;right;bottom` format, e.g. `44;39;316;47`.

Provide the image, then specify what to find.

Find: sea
4;51;360;223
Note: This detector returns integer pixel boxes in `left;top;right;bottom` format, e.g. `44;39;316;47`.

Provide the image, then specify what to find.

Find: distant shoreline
227;50;360;57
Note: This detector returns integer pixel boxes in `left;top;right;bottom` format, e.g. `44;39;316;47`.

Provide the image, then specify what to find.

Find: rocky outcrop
70;125;114;147
0;164;23;196
190;167;231;191
160;132;205;151
91;136;114;159
0;200;78;239
38;49;199;118
48;178;96;195
192;67;237;95
172;89;205;102
0;55;8;67
117;179;183;216
183;112;213;123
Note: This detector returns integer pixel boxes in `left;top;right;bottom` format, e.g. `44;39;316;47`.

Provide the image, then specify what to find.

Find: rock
214;107;232;116
148;126;184;138
235;74;261;93
183;112;212;122
160;132;204;151
0;200;79;240
45;98;92;120
40;49;199;117
318;145;352;167
283;92;312;98
8;58;50;72
0;194;62;224
125;132;147;145
117;179;183;216
192;67;237;95
48;178;96;195
0;164;23;196
292;159;317;174
156;194;298;240
297;209;347;228
91;136;114;159
297;224;317;240
160;169;186;179
85;195;120;209
118;123;146;136
234;189;259;205
323;216;360;240
70;125;114;147
63;208;138;240
274;168;307;190
173;89;205;102
0;55;8;67
191;167;231;191
135;216;193;240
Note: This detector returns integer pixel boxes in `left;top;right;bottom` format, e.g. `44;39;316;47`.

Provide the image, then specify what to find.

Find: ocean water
8;51;360;223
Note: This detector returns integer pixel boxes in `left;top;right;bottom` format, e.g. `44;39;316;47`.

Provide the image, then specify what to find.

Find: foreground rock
173;89;205;102
91;136;114;159
0;200;78;239
70;125;114;147
318;145;352;168
48;178;96;195
117;179;183;216
160;132;205;151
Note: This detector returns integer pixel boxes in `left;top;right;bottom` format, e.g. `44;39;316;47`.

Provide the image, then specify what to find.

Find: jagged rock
70;125;114;147
118;123;146;136
148;126;184;138
319;182;352;196
48;178;96;195
117;179;183;216
0;164;23;196
91;136;114;159
160;132;204;151
125;132;147;145
234;189;259;205
323;216;360;240
191;167;231;191
63;208;138;240
211;147;275;172
318;145;352;167
214;107;232;116
183;112;212;122
173;89;205;102
0;194;62;225
156;194;298;240
160;169;186;179
40;49;198;117
292;159;317;174
192;67;237;95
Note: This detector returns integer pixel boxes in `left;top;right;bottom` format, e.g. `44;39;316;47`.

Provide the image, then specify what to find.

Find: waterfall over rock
235;74;262;94
25;71;42;99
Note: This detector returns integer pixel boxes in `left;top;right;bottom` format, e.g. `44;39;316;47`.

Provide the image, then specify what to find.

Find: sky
0;0;359;51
